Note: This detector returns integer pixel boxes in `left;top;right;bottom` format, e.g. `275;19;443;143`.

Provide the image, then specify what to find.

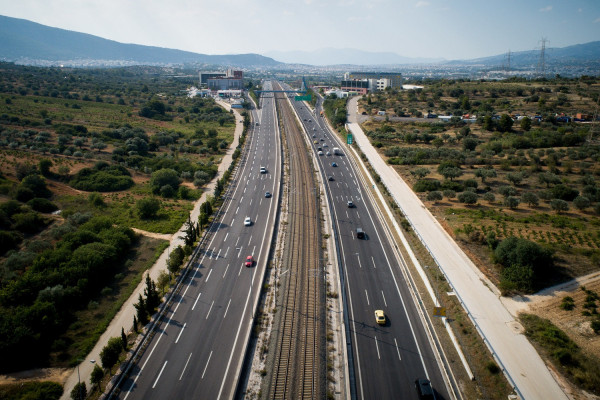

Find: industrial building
199;69;244;91
341;72;402;93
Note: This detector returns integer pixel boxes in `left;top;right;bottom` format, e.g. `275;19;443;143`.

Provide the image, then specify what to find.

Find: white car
318;151;323;156
244;217;251;226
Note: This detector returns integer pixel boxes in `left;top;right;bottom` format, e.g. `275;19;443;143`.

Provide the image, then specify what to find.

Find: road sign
347;133;353;144
433;307;446;317
294;95;312;101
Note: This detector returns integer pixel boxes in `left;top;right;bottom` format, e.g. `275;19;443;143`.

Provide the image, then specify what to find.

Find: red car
245;255;254;267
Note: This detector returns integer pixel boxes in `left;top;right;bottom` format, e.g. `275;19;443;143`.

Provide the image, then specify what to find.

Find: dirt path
130;227;172;241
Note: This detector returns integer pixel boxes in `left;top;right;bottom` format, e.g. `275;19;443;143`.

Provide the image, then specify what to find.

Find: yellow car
375;310;386;325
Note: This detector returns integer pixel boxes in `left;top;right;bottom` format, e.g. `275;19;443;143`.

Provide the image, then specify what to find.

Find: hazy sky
1;0;598;60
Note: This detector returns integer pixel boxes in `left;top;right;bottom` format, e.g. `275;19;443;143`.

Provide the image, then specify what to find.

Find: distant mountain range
0;15;280;67
0;14;598;70
264;48;444;65
448;41;600;68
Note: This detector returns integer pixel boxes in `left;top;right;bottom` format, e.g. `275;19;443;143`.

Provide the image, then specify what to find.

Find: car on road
312;127;316;131
312;134;316;138
260;166;267;174
328;176;334;181
331;162;337;167
375;310;386;325
256;122;260;125
265;191;272;198
347;201;354;208
415;378;434;399
326;151;331;156
318;151;323;156
320;138;324;141
245;255;254;267
244;217;251;226
314;140;318;144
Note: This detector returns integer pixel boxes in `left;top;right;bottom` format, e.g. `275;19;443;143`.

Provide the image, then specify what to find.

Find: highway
116;81;281;400
286;91;455;400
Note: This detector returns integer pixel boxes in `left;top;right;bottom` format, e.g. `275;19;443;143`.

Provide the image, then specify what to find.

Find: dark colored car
415;378;434;399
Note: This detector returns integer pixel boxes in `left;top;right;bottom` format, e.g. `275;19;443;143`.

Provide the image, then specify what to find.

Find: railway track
268;84;325;399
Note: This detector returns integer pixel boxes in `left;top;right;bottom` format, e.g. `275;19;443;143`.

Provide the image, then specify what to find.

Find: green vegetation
323;94;347;128
0;381;63;400
521;313;600;394
0;63;236;375
70;162;134;192
359;77;600;291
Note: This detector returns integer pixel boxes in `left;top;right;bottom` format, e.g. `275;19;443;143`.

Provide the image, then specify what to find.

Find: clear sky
1;0;598;60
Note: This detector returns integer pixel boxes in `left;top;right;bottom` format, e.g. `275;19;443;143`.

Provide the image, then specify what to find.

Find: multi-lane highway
287;92;456;400
116;82;281;400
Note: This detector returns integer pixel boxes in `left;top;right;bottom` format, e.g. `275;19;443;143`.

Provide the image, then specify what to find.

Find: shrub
150;169;180;195
573;196;591;211
0;230;23;255
551;184;579;202
426;191;443;202
70;164;133;192
550;199;569;213
413;179;441;192
136;198;160;219
27;198;58;213
457;191;478;205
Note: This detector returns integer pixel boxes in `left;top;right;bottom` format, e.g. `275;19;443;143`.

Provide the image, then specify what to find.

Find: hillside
0;15;281;67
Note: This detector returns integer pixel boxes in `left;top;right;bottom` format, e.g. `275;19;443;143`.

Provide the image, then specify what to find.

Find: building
340;79;369;95
342;72;402;92
199;72;226;85
200;69;244;91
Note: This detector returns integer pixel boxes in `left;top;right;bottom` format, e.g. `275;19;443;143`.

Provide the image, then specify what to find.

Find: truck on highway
333;147;343;156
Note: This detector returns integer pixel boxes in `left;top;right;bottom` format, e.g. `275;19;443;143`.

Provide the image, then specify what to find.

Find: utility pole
536;37;548;78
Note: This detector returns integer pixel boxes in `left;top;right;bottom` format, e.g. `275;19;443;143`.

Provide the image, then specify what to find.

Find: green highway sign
347;133;353;144
294;95;312;101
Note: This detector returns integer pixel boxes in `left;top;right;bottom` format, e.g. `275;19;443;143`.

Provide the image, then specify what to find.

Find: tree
20;174;52;198
458;191;478;205
507;171;525;186
504;196;520;209
150;169;180;195
88;192;106;208
551;184;579;201
168;245;185;275
521;192;539;207
475;168;497;183
497;114;514;132
538;172;561;188
100;337;123;373
90;364;104;390
179;217;197;247
440;166;463;181
136;197;160;219
498;185;517;198
483;192;496;203
550;199;569;214
199;201;213;228
426;191;443;203
520;116;532;131
157;270;171;295
482;115;495;131
39;159;53;177
71;382;87;400
410;167;430;179
121;327;127;350
134;294;149;325
144;274;161;313
573;195;591;211
462;137;478;151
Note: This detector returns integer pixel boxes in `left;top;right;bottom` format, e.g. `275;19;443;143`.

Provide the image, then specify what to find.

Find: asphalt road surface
117;82;281;400
287;92;454;400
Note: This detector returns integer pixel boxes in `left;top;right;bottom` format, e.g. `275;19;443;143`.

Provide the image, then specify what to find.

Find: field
0;63;238;375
